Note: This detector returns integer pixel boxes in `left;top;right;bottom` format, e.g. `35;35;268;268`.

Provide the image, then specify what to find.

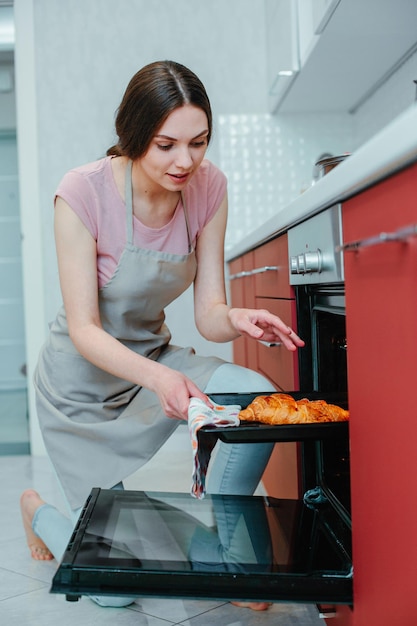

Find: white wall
26;0;270;323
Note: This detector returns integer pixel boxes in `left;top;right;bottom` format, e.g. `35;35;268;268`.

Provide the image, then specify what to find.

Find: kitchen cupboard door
255;296;300;500
241;252;257;367
255;297;298;391
228;251;257;368
265;0;299;112
262;440;300;500
253;234;293;299
229;256;246;367
228;236;301;501
342;164;417;626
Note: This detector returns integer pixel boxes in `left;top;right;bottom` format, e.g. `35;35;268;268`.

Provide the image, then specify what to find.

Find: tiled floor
0;426;324;625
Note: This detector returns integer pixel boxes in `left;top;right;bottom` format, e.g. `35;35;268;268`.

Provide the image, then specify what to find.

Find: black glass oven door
51;487;352;605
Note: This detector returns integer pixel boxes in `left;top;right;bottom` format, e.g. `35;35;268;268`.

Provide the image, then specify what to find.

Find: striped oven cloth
188;397;241;499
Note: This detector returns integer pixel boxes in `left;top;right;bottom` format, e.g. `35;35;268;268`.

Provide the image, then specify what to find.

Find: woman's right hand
151;365;211;421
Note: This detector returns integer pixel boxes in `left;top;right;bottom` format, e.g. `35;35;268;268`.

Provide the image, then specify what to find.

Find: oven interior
295;283;350;523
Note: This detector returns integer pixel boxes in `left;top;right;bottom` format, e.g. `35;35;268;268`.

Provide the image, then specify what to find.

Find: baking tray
203;391;349;443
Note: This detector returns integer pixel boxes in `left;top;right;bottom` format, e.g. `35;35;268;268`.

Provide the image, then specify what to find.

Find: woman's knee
207;441;274;495
204;363;276;394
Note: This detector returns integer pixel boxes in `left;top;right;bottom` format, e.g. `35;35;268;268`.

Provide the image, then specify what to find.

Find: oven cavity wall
228;233;300;498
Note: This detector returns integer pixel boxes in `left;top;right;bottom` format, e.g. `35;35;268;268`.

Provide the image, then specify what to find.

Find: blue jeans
204;363;275;495
32;363;275;607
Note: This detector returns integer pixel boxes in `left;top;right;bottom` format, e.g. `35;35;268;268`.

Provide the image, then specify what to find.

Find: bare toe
231;601;272;611
20;489;54;561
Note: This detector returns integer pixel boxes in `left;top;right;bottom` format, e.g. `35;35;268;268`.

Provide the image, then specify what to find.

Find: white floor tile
131;597;228;622
0;590;174;625
1;536;57;584
174;602;323;625
0;567;47;602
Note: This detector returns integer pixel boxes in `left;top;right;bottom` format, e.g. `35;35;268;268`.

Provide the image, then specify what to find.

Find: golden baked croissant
238;393;348;425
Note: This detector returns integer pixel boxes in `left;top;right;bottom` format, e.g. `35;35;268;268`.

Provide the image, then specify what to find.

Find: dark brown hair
107;60;212;159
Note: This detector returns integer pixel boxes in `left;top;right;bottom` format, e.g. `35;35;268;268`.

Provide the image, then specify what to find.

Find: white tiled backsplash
219;112;354;251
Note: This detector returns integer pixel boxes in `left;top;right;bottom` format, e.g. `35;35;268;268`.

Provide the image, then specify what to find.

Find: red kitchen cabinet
229;250;256;368
253;235;293;298
229;255;248;367
228;234;301;499
255;296;298;392
342;163;417;626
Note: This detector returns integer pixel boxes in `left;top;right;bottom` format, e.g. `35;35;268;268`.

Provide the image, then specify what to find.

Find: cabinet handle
229;266;279;280
228;270;251;280
250;265;279;275
337;223;417;252
258;340;282;348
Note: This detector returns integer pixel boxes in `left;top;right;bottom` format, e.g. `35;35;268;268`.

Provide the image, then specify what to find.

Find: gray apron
34;160;224;510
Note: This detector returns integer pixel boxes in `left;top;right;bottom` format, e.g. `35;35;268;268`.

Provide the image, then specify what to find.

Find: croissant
238;393;348;425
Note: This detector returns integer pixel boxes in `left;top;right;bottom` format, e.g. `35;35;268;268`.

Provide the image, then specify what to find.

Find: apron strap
125;160;134;245
181;192;193;254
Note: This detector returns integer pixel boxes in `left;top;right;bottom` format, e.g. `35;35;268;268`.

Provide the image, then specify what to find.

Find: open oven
50;206;352;611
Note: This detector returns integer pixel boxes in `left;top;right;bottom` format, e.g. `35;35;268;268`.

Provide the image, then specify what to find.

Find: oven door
51;392;352;607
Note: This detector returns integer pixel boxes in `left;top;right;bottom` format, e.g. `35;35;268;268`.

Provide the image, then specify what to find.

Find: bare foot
20;489;54;561
231;602;272;611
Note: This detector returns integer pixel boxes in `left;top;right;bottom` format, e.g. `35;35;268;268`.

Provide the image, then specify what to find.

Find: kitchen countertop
226;104;417;261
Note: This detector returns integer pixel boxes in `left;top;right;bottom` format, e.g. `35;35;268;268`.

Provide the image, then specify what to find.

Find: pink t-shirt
55;156;227;288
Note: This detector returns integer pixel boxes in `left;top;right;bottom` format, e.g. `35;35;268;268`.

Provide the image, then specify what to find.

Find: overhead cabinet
297;0;341;66
266;0;300;113
267;0;417;113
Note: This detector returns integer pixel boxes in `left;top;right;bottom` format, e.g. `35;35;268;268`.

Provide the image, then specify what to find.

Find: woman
21;60;304;610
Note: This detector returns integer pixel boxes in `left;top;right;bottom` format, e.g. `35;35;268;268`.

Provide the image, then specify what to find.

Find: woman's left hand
228;308;305;351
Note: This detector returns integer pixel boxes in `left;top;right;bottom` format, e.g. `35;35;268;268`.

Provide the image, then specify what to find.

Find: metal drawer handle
250;265;279;275
228;270;250;280
229;266;279;280
258;340;282;347
337;223;417;252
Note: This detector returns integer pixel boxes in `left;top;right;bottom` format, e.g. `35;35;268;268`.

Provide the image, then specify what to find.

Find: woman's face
139;104;209;192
